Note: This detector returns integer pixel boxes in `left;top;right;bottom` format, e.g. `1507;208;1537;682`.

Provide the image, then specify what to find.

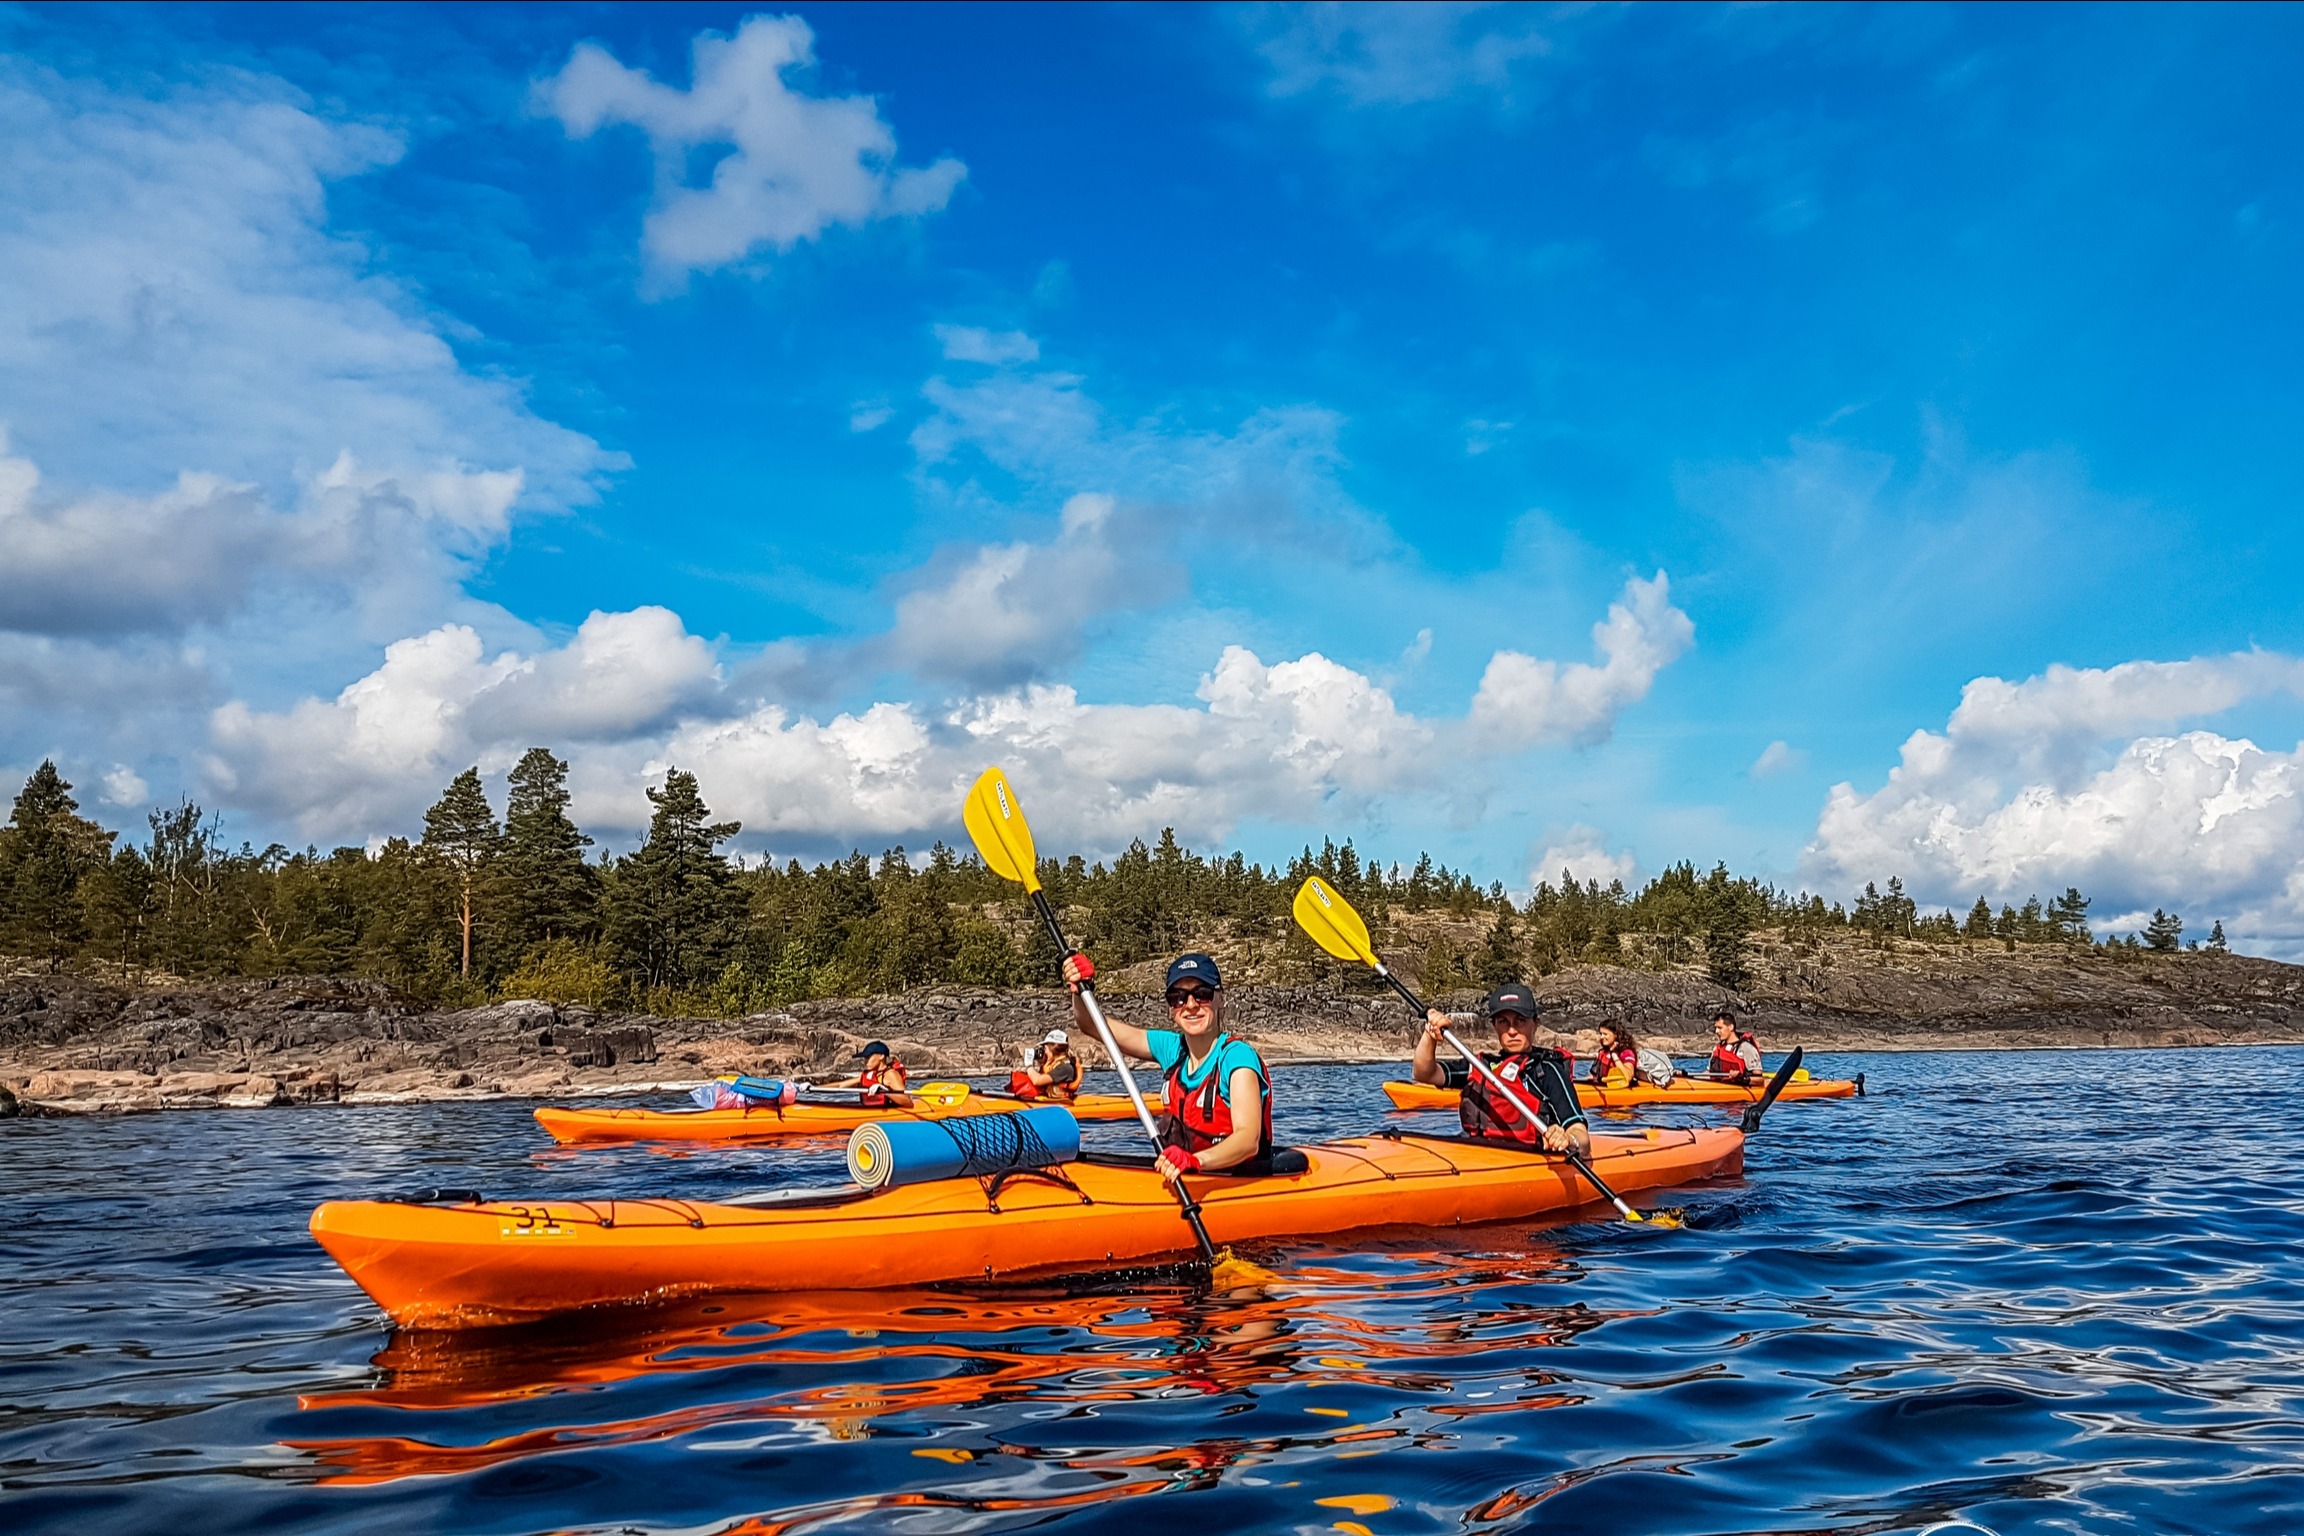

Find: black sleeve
1440;1058;1471;1091
1527;1055;1587;1128
1050;1057;1078;1087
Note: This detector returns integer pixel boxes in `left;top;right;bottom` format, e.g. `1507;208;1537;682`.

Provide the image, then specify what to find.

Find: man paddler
1409;981;1589;1156
1704;1009;1763;1085
1058;950;1275;1181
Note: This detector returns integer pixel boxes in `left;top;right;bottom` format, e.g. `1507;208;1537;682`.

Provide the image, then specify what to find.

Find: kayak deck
310;1125;1743;1327
1383;1076;1859;1112
536;1091;1141;1144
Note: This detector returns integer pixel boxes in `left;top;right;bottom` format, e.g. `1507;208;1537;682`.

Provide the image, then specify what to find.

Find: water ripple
4;1048;2303;1534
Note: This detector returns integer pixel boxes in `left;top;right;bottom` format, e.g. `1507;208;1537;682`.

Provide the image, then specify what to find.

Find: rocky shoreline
4;932;2302;1116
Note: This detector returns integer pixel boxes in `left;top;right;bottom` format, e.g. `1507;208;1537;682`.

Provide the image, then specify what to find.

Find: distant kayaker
1588;1020;1640;1088
1410;981;1589;1156
825;1040;912;1109
1059;950;1274;1182
1011;1028;1080;1104
1704;1010;1763;1084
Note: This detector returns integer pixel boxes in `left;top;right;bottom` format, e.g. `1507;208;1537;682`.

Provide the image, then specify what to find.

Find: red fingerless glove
1063;951;1096;991
1158;1146;1200;1175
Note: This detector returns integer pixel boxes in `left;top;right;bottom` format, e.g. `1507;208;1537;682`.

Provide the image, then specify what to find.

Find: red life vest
1159;1037;1272;1159
1461;1048;1574;1145
1707;1033;1759;1080
859;1057;906;1107
1590;1044;1638;1085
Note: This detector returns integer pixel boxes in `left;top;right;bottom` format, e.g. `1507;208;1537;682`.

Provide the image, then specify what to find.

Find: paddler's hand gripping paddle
964;767;1233;1272
1291;874;1679;1228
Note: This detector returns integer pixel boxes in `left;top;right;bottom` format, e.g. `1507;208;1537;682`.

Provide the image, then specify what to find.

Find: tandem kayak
309;1124;1743;1327
1382;1075;1862;1112
536;1091;1143;1145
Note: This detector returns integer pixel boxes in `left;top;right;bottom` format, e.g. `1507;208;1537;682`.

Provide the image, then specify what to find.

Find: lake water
4;1048;2300;1535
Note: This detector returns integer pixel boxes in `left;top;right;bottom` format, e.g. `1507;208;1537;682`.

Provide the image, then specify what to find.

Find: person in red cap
1408;981;1588;1155
1059;949;1274;1182
823;1040;911;1108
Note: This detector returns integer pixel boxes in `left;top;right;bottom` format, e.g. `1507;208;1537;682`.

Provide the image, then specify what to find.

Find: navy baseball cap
1484;982;1539;1021
853;1039;891;1059
1164;953;1223;990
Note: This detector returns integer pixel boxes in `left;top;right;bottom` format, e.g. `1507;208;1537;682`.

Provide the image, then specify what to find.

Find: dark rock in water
0;1082;16;1117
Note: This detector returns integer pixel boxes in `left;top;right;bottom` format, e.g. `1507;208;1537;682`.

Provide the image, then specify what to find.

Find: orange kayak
1383;1075;1861;1111
309;1125;1743;1327
535;1091;1141;1144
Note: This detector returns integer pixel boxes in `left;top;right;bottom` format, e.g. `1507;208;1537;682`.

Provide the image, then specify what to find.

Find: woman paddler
1588;1020;1640;1087
823;1040;912;1109
1704;1009;1763;1085
1058;950;1275;1182
1010;1029;1080;1104
1410;981;1589;1156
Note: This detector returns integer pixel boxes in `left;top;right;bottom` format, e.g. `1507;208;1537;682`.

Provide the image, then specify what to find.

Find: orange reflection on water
289;1240;1607;1495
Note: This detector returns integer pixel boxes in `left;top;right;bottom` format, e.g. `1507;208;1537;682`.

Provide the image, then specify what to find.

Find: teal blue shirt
1146;1030;1266;1094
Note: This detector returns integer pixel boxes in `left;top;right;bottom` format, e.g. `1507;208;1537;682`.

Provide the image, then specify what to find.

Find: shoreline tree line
0;756;2229;1010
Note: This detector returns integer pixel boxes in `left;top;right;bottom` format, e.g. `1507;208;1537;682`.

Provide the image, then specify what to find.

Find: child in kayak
1409;981;1589;1156
1010;1029;1080;1104
1588;1020;1640;1087
823;1040;912;1108
1704;1010;1763;1084
1060;950;1274;1182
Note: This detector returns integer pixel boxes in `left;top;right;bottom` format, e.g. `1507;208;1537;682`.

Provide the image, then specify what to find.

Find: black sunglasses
1166;984;1217;1006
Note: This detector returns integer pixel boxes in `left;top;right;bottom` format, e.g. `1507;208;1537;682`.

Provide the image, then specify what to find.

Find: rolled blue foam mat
847;1104;1081;1190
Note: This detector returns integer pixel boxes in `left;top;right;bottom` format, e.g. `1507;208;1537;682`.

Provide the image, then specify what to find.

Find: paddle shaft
1740;1046;1805;1134
1373;962;1648;1223
1026;888;1220;1262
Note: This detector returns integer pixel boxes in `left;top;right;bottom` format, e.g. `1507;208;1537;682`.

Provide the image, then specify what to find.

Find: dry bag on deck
692;1076;798;1110
1635;1048;1675;1087
847;1104;1080;1191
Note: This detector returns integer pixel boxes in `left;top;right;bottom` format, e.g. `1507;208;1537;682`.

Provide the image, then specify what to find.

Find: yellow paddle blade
1209;1247;1278;1289
916;1081;970;1108
1291;875;1376;965
961;766;1041;894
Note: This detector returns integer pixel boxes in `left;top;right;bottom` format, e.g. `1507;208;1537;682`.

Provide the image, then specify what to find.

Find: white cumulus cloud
207;608;720;839
1468;572;1693;749
877;493;1178;689
1805;651;2304;953
540;13;965;288
1530;824;1637;891
205;576;1688;853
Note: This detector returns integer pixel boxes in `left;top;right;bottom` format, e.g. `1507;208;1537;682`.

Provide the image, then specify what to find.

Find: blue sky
3;3;2303;946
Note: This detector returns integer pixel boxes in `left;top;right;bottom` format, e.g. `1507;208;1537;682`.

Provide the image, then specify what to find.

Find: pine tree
2142;908;2184;952
422;767;502;978
606;768;742;992
2048;887;2092;943
501;748;599;953
1477;907;1522;984
1963;897;1994;939
2207;920;2228;953
0;762;114;970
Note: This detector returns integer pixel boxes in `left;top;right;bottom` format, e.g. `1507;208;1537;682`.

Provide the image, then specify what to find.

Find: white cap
1041;1029;1069;1045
